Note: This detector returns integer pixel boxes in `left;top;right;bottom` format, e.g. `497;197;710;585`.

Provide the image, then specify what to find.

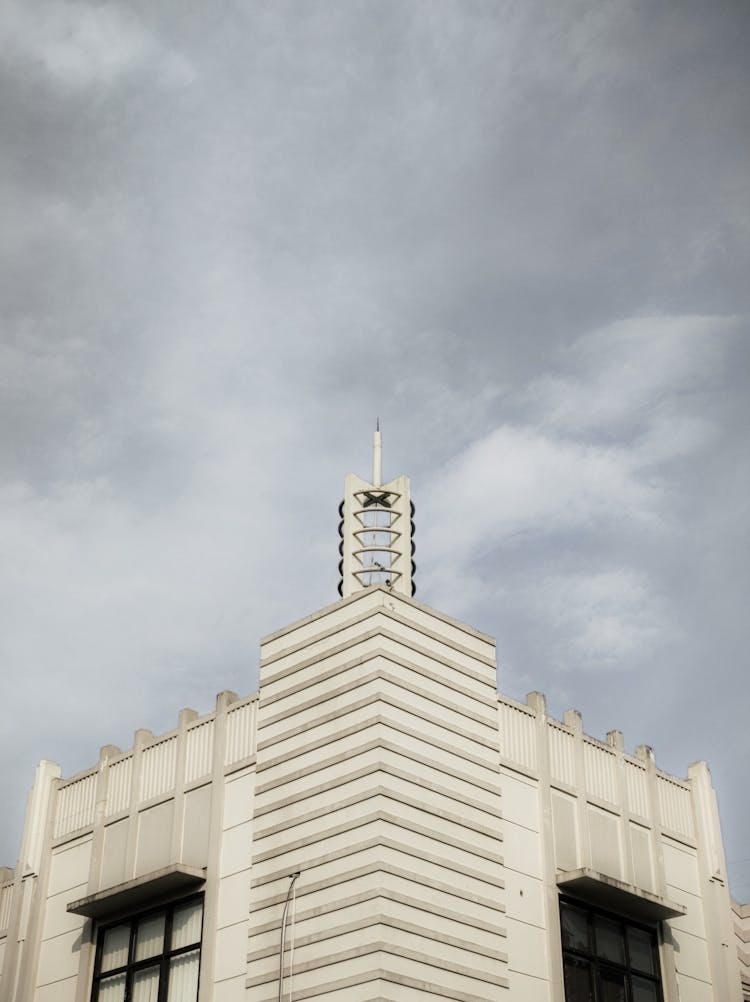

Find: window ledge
557;868;686;922
67;864;206;919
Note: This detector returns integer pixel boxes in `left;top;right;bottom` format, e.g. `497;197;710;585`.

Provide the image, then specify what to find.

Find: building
0;434;747;1001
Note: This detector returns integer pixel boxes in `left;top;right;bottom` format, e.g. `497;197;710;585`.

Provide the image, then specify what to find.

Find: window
92;895;203;1002
560;898;662;1002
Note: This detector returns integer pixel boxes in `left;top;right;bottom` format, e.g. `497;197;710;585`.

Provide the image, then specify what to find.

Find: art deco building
0;436;746;1001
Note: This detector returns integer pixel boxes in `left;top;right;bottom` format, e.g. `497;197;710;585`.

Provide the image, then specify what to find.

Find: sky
1;0;748;899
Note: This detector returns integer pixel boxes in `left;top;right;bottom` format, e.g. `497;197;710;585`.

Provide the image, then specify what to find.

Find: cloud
525;314;739;436
532;569;669;670
1;0;193;89
0;0;747;891
422;423;660;560
419;314;737;668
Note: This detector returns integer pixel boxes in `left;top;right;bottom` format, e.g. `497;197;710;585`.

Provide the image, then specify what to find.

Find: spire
337;430;416;599
373;420;382;487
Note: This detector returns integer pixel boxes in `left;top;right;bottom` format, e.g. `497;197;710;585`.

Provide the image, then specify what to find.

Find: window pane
172;901;202;950
362;549;392;568
132;965;160;1002
563;956;593;1001
135;912;165;961
628;926;656;974
167;949;200;1002
97;972;126;1002
561;903;589;952
362;530;391;547
594;915;625;964
561;901;662;1002
600;967;627;1002
361;510;392;528
101;925;130;972
631;975;659;1002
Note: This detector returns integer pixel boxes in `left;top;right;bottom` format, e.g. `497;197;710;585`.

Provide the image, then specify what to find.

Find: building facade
1;442;746;1001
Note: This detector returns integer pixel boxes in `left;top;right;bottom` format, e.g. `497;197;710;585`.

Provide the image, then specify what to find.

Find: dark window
92;895;203;1002
560;898;662;1002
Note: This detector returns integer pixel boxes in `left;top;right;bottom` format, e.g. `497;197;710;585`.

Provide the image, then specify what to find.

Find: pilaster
688;761;742;1002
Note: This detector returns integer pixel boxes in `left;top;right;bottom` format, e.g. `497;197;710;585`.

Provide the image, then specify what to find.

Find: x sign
362;491;392;508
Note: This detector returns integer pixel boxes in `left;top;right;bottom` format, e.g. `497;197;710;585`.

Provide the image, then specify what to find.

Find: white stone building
1;436;746;1002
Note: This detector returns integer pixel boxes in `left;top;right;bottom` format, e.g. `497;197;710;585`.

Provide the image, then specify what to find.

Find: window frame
560;895;663;1002
91;892;204;1002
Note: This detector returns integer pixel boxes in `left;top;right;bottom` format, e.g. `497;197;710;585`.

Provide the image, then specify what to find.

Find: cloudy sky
1;1;748;897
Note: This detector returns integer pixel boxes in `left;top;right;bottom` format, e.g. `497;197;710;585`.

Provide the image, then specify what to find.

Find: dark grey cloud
1;0;748;897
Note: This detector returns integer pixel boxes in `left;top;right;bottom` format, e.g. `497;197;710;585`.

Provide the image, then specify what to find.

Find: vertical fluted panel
106;756;133;816
140;737;177;801
624;759;649;818
498;699;537;770
224;698;258;766
0;881;13;929
54;772;97;837
548;723;576;786
657;773;695;839
185;720;214;784
583;740;618;804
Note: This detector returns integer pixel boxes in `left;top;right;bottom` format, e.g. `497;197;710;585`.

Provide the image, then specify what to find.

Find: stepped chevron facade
1;437;747;1002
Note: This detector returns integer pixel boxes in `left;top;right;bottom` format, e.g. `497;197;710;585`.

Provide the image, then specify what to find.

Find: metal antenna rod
278;872;301;1002
288;879;298;1002
373;420;382;487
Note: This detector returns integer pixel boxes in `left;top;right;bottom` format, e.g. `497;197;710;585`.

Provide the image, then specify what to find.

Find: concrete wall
247;586;508;1000
497;690;742;1002
0;693;258;1002
214;765;255;1002
1;587;746;1002
733;900;750;1001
